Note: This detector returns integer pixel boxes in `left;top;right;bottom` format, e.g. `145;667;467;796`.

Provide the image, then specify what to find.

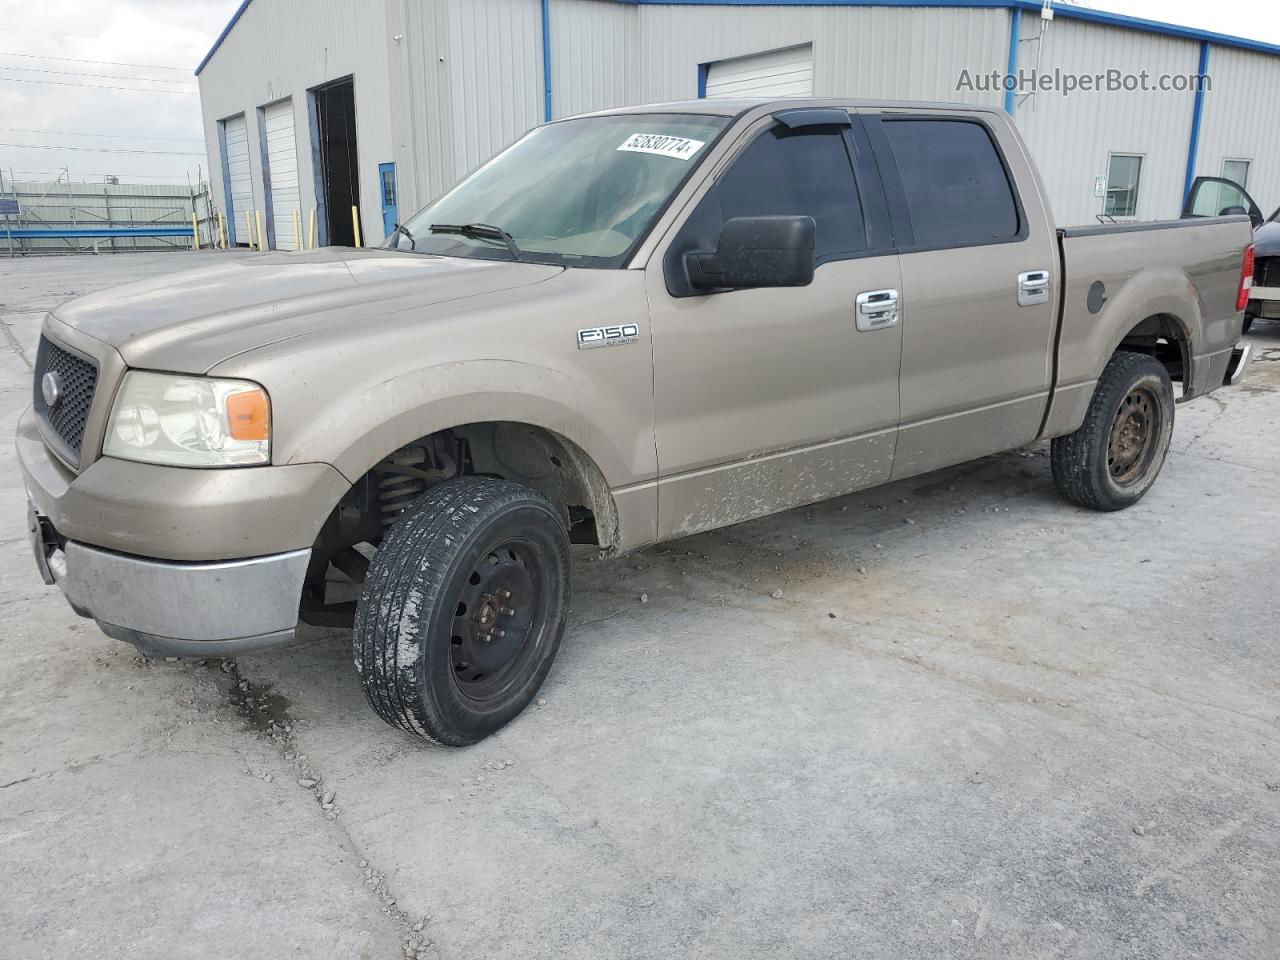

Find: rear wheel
1051;351;1175;512
353;477;570;746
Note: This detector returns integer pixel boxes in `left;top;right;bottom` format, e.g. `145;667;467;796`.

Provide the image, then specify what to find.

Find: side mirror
685;216;816;292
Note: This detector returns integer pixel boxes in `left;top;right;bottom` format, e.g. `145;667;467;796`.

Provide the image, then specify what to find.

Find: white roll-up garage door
222;115;253;246
263;99;300;251
705;44;814;99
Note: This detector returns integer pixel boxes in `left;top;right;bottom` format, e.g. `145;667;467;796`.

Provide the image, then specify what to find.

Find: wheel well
307;423;618;596
1116;313;1191;397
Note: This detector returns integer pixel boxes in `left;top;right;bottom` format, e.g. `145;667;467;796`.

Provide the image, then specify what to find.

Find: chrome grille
33;336;98;462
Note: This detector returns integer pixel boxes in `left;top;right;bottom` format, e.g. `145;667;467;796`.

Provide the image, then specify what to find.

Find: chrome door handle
855;289;899;331
1018;270;1050;306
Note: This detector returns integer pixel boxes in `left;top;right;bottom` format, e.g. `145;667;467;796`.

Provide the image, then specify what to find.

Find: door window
880;119;1020;248
696;124;867;263
1185;177;1257;219
1105;154;1143;217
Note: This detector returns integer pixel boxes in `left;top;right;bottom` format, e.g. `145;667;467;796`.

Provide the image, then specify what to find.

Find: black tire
1051;350;1175;512
353;477;571;746
1242;313;1255;335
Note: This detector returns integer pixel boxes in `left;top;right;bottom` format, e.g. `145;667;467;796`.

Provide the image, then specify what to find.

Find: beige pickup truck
21;99;1254;745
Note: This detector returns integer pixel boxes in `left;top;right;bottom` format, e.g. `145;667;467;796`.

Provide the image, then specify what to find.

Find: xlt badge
577;323;639;350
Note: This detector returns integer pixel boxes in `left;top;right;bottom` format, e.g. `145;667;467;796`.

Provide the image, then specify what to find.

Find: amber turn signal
225;388;270;442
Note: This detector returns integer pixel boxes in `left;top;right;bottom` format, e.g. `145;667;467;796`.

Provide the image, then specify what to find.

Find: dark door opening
313;77;360;246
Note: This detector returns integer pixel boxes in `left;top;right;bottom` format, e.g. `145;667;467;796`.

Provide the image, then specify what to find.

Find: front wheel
353;477;571;746
1051;350;1175;512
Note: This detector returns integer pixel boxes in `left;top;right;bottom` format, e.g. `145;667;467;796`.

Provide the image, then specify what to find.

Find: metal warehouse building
196;0;1280;250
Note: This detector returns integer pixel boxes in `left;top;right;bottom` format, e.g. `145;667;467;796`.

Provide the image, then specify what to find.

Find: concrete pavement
2;252;1278;959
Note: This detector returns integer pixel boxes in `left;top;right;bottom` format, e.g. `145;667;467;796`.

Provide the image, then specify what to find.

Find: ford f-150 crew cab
20;99;1255;746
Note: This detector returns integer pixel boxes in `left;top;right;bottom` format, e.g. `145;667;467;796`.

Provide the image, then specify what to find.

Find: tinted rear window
882;119;1020;248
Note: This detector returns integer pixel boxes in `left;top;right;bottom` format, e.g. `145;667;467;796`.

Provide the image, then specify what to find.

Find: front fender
289;358;641;487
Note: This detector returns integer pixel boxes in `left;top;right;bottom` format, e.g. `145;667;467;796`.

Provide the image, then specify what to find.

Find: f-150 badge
577;323;639;350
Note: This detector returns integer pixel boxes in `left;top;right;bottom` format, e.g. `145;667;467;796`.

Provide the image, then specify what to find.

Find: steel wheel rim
447;538;543;703
1107;385;1161;487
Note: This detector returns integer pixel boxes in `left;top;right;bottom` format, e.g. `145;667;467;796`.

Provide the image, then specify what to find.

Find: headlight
104;371;270;467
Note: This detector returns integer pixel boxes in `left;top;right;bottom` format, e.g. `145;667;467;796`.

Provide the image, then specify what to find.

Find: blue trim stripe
697;62;709;98
541;0;554;121
1003;7;1020;116
1183;41;1211;202
195;0;1280;80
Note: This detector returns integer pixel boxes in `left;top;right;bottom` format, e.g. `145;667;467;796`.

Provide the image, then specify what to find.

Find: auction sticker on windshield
617;133;705;161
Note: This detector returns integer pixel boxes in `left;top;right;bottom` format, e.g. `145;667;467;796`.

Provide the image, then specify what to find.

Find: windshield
393;113;730;267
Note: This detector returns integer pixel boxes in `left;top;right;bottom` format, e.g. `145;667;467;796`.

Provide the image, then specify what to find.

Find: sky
0;0;1278;189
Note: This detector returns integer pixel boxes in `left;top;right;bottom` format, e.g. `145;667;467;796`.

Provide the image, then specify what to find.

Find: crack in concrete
216;657;440;960
0;319;33;370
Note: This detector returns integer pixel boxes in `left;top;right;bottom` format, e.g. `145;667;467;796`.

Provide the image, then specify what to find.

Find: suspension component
374;445;430;530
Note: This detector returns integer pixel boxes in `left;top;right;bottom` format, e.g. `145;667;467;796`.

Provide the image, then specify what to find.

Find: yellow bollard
257;210;267;251
218;212;228;250
293;208;302;251
245;210;254;250
191;212;200;251
351;206;362;247
308;209;317;249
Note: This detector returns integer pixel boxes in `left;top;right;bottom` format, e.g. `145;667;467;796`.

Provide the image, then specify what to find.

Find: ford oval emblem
41;371;63;408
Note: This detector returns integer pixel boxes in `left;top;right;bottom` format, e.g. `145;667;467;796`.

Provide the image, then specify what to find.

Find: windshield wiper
429;222;522;261
391;222;415;250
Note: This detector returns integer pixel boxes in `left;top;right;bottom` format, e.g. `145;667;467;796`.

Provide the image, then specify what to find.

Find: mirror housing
685;216;816;292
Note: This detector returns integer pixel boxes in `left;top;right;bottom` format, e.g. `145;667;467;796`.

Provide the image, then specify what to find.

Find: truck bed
1043;215;1252;436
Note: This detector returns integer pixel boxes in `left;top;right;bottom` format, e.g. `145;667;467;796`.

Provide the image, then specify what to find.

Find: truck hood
1253;219;1280;258
51;248;562;372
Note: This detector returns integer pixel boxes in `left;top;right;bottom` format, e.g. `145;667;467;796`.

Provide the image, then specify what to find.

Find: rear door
646;111;902;539
863;111;1058;479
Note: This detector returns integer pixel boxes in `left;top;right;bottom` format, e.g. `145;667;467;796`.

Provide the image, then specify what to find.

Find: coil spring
376;446;429;530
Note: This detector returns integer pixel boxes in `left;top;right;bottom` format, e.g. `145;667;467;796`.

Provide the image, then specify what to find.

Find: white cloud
0;0;240;186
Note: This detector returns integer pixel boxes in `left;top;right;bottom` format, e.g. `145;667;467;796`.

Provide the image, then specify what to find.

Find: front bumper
16;405;348;562
29;503;310;656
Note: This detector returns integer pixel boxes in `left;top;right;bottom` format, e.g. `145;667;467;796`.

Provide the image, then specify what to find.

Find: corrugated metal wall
626;4;1006;107
1194;44;1280;216
549;0;637;118
197;0;1280;237
389;0;544;213
1012;16;1200;226
196;0;394;247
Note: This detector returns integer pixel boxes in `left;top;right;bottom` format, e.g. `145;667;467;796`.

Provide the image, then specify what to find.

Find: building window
1222;158;1250;189
1104;154;1142;218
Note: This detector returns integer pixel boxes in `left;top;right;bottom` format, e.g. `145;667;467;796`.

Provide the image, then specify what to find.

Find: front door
646;113;902;540
862;113;1059;479
1182;176;1263;227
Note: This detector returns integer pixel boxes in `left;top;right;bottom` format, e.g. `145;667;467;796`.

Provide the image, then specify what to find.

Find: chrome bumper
29;503;310;657
1225;342;1252;387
